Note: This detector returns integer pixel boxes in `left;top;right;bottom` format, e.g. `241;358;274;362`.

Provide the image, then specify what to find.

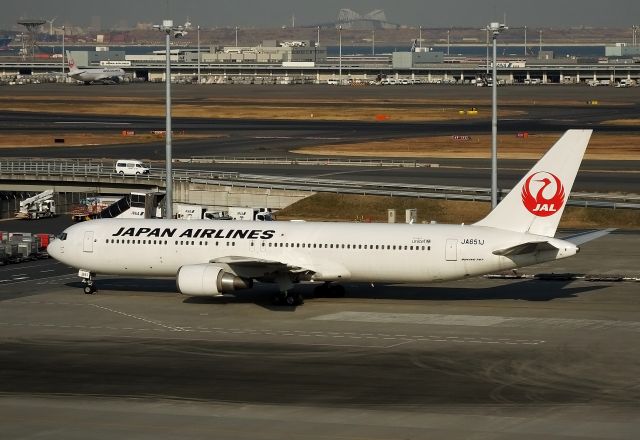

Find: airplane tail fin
473;129;593;237
65;50;77;72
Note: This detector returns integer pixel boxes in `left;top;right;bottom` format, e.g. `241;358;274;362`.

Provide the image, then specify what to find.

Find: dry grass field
293;133;640;160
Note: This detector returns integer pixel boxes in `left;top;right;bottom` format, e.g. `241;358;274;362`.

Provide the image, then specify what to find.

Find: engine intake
177;264;253;296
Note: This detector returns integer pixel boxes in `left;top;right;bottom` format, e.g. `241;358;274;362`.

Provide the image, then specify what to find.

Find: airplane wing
560;229;616;246
210;255;350;281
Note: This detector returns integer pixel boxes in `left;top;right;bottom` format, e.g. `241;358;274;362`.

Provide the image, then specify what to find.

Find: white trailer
228;207;273;221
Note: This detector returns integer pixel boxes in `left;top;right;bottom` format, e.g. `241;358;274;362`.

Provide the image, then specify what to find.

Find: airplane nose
47;240;60;260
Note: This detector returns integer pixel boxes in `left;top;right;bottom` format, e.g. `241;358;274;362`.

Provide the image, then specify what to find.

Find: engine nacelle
176;264;253;296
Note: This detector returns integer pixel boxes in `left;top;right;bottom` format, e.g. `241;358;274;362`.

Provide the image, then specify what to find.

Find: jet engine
176;264;253;296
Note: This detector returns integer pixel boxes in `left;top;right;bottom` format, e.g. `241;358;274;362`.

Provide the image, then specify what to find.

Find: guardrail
1;160;639;210
176;156;437;168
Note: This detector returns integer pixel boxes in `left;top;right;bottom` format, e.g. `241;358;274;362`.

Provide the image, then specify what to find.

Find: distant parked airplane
48;130;611;306
66;50;125;84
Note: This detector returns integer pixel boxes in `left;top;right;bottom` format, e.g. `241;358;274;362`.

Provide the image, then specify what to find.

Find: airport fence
1;159;639;210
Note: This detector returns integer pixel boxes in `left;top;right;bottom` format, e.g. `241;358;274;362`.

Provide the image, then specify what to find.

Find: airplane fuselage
49;218;577;283
69;68;125;83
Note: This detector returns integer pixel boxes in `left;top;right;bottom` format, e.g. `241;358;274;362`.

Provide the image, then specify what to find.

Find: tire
83;285;95;295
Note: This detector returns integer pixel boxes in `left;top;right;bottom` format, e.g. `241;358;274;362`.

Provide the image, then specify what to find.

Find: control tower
17;19;46;60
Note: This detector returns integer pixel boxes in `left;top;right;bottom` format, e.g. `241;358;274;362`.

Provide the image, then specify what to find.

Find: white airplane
65;51;125;84
48;130;610;306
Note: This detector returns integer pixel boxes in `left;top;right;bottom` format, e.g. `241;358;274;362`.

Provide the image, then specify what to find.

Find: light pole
485;28;489;74
197;25;200;84
61;25;65;79
372;27;375;56
153;19;184;219
487;22;507;209
539;29;543;55
235;26;238;47
339;25;342;85
524;25;527;56
419;25;422;49
317;25;320;46
447;29;450;55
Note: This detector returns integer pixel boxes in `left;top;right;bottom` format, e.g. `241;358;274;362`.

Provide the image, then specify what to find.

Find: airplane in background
65;50;125;84
48;130;611;306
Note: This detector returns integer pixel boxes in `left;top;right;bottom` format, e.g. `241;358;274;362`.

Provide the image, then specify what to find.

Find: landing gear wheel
286;292;303;306
273;291;303;306
83;284;96;295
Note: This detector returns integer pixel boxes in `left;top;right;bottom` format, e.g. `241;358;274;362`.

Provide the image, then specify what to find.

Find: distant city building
335;9;398;30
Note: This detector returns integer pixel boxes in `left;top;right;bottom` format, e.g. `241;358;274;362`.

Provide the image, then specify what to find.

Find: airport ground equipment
15;189;56;220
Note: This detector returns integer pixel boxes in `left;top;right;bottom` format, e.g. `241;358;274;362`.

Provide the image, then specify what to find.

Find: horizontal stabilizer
561;229;616;246
493;241;558;256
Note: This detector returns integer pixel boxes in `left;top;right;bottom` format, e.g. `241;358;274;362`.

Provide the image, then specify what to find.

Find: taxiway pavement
0;230;638;439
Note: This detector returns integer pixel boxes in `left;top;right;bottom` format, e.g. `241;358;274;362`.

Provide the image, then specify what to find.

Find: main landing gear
272;274;303;306
272;290;304;306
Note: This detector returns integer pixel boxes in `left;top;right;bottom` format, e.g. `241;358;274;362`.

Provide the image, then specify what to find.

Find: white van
115;160;150;176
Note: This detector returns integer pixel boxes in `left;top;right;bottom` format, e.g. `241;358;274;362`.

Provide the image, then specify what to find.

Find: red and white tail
474;129;593;237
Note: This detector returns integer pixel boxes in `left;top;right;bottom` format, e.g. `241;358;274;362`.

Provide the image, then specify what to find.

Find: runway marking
0;322;544;346
0;273;76;286
313;311;507;327
55;121;131;125
252;136;343;140
312;311;640;332
89;304;185;332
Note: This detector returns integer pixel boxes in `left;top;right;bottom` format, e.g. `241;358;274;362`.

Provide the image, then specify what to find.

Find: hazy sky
4;0;640;29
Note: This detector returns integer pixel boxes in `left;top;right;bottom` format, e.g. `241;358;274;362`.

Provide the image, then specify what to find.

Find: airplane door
445;239;457;261
83;231;94;253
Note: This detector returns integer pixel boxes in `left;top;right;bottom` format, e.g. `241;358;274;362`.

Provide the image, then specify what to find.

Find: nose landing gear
79;269;97;294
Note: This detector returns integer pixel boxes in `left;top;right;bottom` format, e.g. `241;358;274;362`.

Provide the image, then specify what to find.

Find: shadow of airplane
55;276;609;312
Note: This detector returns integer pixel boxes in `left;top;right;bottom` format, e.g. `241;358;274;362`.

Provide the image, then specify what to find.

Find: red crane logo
521;171;565;217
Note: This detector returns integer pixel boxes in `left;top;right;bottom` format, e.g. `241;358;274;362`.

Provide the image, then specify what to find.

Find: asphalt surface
1;84;639;437
0;225;639;439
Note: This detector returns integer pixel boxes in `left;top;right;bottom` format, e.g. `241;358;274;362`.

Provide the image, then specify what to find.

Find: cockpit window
58;232;67;241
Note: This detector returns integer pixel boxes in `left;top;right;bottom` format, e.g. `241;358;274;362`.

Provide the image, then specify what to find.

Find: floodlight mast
153;19;184;219
487;22;507;209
